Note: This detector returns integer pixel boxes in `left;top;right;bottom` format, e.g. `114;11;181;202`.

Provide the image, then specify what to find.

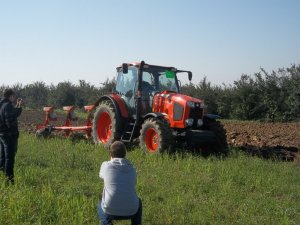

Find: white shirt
100;158;139;216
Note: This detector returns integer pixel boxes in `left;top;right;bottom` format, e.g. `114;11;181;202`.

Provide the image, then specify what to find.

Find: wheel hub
97;111;112;143
145;128;159;152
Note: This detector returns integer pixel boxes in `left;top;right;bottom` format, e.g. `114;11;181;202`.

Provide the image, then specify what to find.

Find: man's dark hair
110;141;126;158
3;89;15;99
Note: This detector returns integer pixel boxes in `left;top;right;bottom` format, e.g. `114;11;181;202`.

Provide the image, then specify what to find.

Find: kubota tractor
92;61;227;154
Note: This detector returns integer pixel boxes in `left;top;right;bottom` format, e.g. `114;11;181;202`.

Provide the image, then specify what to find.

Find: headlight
185;118;194;127
197;119;203;127
187;101;195;108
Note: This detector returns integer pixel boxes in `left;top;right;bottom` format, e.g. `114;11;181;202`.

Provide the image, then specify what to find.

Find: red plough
36;105;95;138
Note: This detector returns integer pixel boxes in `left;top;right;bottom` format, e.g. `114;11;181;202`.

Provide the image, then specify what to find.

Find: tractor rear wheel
201;117;228;155
139;118;174;153
92;101;122;148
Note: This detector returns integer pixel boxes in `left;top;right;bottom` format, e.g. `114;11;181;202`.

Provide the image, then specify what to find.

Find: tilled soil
223;121;300;161
19;110;300;160
223;121;300;148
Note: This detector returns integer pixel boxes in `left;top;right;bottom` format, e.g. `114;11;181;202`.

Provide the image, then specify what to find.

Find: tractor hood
152;91;205;129
153;91;204;106
167;92;203;104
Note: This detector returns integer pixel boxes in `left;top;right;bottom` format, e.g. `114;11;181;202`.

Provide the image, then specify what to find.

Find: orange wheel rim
97;112;112;143
145;128;159;152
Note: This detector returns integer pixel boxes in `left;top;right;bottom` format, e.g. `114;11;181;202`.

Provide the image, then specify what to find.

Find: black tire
139;118;174;153
202;117;228;155
92;101;122;148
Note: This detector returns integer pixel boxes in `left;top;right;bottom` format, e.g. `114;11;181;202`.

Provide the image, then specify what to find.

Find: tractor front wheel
202;117;228;155
139;118;174;153
92;101;122;148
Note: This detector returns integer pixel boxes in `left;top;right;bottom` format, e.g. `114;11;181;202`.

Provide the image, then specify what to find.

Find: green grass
1;133;300;225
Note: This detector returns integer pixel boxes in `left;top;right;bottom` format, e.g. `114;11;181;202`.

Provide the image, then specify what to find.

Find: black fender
143;112;166;121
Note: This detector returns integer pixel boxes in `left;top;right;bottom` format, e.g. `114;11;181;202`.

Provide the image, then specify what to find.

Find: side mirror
122;63;128;74
188;72;192;81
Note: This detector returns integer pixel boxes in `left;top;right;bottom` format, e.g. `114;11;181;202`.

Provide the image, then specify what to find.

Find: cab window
116;66;138;96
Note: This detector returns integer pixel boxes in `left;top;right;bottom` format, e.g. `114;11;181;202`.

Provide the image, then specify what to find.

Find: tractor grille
173;102;184;121
189;106;203;128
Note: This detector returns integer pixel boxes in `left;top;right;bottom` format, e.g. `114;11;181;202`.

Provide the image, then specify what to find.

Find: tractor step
121;120;137;142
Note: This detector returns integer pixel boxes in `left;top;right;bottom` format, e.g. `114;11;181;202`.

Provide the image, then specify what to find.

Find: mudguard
143;112;166;121
94;94;128;118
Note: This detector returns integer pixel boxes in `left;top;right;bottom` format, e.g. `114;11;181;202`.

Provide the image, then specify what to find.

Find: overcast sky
0;0;299;87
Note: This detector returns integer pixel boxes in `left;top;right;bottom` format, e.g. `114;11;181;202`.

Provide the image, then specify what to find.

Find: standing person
98;141;142;225
0;89;22;184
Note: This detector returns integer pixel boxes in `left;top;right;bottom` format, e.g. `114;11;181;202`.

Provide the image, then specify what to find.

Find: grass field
1;133;300;225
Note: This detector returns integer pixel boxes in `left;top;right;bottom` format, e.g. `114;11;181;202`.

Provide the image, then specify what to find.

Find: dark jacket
0;98;22;136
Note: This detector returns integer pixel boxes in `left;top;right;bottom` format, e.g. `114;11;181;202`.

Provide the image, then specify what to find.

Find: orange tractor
36;61;227;154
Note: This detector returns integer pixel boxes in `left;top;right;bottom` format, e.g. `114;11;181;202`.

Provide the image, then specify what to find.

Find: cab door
115;66;138;117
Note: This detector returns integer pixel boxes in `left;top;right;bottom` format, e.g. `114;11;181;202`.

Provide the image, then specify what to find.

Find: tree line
182;64;300;121
1;64;299;121
0;79;115;110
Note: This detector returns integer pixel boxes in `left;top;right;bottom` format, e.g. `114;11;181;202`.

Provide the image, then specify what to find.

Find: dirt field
19;109;300;160
223;121;300;160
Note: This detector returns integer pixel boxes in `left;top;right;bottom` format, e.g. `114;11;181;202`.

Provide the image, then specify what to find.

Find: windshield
142;66;179;92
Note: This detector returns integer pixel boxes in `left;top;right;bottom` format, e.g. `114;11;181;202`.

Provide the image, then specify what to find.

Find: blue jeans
0;135;18;183
97;199;142;225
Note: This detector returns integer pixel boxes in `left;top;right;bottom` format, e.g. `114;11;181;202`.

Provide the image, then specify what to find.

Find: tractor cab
115;62;191;117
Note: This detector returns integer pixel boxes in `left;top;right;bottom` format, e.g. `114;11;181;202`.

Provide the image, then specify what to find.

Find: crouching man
98;141;142;225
